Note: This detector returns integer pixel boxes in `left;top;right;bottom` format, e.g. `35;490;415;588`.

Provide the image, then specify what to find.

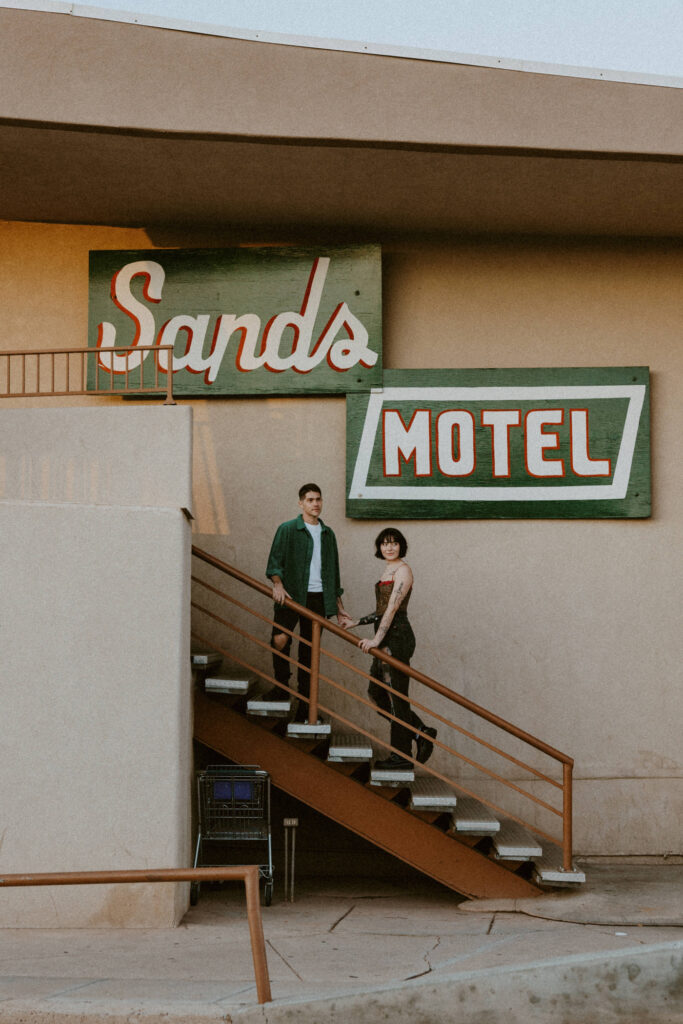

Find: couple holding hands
266;482;437;770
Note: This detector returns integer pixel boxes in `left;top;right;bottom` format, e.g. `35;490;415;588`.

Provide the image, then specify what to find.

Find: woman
353;528;437;770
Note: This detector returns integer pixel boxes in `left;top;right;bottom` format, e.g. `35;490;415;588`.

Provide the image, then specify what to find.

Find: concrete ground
0;864;681;1023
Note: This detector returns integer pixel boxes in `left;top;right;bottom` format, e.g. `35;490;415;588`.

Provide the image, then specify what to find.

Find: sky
71;0;683;77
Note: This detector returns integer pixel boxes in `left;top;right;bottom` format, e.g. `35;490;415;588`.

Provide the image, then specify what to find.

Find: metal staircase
190;548;586;899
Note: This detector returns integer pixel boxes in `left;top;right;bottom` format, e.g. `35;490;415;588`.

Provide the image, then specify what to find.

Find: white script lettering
96;258;378;381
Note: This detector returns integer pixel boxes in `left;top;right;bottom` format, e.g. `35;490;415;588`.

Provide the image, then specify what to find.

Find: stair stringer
194;690;540;900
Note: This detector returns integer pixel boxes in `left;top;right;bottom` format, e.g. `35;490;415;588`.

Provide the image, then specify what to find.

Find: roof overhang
1;6;682;236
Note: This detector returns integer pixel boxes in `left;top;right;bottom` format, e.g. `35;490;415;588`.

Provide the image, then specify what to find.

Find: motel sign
88;245;382;396
346;368;650;519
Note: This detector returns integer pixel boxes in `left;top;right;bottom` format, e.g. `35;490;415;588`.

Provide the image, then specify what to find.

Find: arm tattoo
374;574;409;646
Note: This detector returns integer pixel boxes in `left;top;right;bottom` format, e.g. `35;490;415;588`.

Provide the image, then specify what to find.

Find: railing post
163;345;176;404
562;761;573;871
308;620;321;724
243;865;272;1004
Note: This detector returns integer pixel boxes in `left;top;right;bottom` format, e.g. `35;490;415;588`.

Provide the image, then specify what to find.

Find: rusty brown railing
0;346;176;403
0;865;271;1004
191;546;575;873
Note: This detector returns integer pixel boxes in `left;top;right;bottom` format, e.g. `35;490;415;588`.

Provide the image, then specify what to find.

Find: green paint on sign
88;245;382;396
346;368;650;519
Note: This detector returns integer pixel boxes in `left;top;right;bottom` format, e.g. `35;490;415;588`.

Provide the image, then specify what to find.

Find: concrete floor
0;864;681;1023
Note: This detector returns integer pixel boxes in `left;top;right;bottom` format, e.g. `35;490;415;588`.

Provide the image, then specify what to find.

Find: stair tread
191;651;223;668
246;690;292;717
533;853;586;884
328;732;373;761
493;820;543;859
287;721;332;738
451;797;500;833
370;762;415;784
410;776;458;809
205;671;252;695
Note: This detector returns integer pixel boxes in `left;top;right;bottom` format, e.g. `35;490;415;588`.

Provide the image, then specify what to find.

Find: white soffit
2;0;682;89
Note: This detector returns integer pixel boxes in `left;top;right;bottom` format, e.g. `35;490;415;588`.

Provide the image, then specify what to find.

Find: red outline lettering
525;409;565;478
436;410;476;477
382;409;432;478
570;408;611;477
481;409;521;478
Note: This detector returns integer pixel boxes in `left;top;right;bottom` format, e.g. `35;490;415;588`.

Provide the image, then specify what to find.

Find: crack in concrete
425;935;441;970
486;913;496;935
403;934;441;981
266;938;304;982
329;904;356;933
402;966;432;980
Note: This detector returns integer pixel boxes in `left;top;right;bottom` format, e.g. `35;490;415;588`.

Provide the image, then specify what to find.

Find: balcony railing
0;346;176;403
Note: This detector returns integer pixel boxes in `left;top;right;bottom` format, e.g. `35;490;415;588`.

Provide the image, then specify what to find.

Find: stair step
451;797;500;835
287;720;332;738
204;671;252;695
246;689;291;718
327;733;373;762
533;854;586;886
191;651;223;668
370;760;415;786
492;820;543;860
410;776;458;811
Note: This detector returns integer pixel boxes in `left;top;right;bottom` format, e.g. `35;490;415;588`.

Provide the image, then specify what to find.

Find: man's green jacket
266;515;343;617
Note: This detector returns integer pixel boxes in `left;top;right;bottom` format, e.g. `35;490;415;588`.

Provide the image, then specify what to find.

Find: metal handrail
191;545;574;871
0;865;271;1004
0;345;176;404
191;598;563;816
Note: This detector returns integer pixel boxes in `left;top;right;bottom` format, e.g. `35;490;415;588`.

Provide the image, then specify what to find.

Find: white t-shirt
305;522;323;592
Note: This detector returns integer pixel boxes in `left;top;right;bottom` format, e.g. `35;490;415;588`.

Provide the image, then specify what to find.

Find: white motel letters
383;407;611;479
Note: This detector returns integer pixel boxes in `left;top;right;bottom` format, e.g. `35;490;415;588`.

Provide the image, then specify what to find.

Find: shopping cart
192;765;274;906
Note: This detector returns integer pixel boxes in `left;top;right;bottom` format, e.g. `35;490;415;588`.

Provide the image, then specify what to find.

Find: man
266;483;351;721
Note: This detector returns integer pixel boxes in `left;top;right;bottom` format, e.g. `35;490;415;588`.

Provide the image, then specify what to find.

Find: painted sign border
346;367;651;519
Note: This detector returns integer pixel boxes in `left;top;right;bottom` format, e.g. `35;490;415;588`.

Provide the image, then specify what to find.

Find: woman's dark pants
368;621;423;757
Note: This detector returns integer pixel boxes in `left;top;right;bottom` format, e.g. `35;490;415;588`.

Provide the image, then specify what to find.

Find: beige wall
0;403;193;927
2;220;681;858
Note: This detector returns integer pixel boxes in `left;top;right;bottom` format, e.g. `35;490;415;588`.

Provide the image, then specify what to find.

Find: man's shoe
416;726;437;764
374;753;413;771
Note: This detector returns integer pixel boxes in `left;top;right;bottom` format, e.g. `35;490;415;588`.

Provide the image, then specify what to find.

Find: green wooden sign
88;245;382;396
346;368;650;519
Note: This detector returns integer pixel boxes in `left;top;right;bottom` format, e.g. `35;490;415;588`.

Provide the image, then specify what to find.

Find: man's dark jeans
271;591;326;701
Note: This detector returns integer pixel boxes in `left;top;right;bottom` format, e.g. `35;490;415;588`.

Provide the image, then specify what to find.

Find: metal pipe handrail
0;345;176;404
191;546;572;764
0;865;271;1004
191;545;576;870
191;599;563;814
191;573;562;789
192;627;563;848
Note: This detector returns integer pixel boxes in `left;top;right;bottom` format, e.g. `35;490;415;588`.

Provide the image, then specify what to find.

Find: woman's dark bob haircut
374;527;408;559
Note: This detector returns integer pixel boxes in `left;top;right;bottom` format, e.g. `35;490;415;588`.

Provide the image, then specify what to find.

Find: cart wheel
262;880;273;907
190;881;200;906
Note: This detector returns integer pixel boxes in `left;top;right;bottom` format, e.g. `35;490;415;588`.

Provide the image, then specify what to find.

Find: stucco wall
0;403;193;926
1;220;681;858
